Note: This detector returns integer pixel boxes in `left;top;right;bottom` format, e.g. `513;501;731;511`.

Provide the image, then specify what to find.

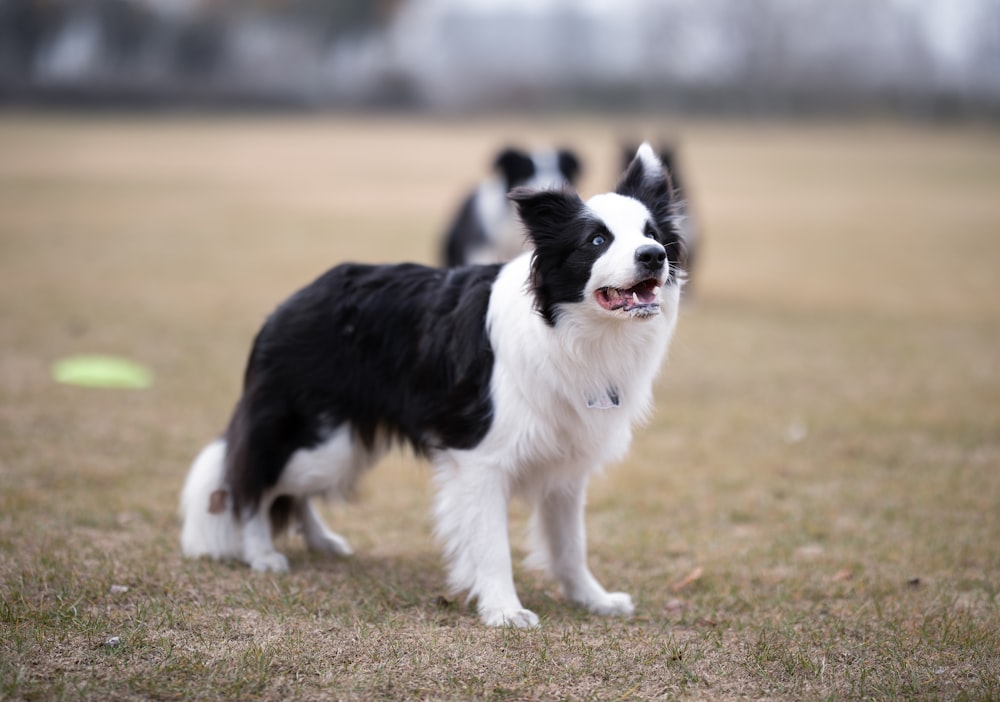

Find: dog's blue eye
591;235;605;246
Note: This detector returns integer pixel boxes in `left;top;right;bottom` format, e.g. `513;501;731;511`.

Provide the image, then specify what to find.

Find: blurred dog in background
441;146;581;266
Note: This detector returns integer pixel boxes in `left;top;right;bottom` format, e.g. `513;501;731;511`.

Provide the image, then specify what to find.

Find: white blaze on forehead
585;192;651;239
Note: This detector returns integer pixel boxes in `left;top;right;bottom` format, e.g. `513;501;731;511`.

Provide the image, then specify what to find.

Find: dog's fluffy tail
180;439;243;562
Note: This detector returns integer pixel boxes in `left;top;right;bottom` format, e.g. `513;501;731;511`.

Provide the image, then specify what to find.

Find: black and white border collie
181;144;685;628
441;146;581;267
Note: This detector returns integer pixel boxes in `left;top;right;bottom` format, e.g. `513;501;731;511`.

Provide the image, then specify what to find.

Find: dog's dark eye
644;223;657;239
591;234;605;246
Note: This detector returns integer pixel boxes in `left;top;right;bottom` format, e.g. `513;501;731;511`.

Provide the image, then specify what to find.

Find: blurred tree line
0;0;404;106
0;0;997;118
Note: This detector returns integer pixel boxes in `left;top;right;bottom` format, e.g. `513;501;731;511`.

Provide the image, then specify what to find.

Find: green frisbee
52;354;154;390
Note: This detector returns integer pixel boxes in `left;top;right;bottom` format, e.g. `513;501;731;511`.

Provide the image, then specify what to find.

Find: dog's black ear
508;187;585;252
617;142;671;203
657;145;680;190
509;187;588;325
619;141;640;173
494;148;536;191
618;141;679;191
557;149;582;186
616;143;688;270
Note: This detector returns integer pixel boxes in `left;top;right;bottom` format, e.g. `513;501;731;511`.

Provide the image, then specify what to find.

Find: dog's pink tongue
596;287;622;310
622;290;642;310
597;283;657;311
634;285;656;304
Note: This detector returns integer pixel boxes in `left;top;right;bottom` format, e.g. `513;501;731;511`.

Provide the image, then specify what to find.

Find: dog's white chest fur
479;254;677;481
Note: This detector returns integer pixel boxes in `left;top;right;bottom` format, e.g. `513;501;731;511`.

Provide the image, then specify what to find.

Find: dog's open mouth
594;279;662;315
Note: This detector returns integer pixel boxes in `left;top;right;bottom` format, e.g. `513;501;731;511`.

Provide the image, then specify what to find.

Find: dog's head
494;147;582;193
510;143;685;326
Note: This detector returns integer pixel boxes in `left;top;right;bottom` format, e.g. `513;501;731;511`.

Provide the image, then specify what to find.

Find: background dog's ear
616;143;688;271
557;149;582;186
494;148;536;191
508;188;585;251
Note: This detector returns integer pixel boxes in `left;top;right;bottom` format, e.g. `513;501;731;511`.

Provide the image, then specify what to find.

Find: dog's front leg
434;457;538;628
533;475;634;617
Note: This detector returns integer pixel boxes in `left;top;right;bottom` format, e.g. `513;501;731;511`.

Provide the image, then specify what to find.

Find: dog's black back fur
224;263;502;513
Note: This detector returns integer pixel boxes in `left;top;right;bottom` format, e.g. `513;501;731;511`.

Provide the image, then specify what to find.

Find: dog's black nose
635;244;666;272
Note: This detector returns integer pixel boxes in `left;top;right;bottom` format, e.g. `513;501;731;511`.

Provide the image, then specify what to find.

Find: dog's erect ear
557;149;582;185
616;142;672;204
657;145;680;190
509;187;588;325
494;148;536;191
620;141;681;190
508;187;585;252
616;143;688;270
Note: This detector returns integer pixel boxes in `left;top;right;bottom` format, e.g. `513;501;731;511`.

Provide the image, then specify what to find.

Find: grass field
1;113;998;701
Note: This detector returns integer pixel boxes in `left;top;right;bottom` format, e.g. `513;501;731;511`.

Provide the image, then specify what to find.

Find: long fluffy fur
180;143;683;627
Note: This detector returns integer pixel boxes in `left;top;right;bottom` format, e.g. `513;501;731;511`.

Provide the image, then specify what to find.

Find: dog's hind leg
298;498;353;557
242;493;290;573
275;426;381;560
529;474;634;617
242;435;365;571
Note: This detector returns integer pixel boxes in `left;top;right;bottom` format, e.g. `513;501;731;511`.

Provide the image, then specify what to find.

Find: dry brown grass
1;113;998;701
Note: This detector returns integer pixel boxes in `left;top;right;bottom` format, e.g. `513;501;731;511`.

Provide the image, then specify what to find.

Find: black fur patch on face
509;188;609;326
616;151;687;275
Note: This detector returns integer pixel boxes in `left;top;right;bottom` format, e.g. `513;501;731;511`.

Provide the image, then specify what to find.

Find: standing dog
180;144;685;628
441;146;581;266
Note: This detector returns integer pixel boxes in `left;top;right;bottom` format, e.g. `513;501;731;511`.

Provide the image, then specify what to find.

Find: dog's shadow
300;549;446;609
278;548;612;628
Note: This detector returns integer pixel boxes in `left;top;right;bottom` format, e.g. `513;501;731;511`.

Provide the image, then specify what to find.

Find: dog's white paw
585;591;634;617
480;607;540;629
250;551;290;573
306;531;354;557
